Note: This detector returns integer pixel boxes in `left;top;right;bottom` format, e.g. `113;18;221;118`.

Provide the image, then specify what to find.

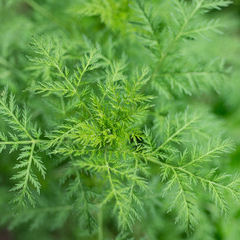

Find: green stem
98;205;103;240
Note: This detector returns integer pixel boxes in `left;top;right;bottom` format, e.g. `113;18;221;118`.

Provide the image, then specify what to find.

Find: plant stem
98;205;103;240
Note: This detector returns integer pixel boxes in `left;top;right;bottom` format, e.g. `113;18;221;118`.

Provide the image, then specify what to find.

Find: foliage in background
0;0;240;239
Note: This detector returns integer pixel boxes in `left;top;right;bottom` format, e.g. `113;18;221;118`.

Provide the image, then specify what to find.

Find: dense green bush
0;0;240;239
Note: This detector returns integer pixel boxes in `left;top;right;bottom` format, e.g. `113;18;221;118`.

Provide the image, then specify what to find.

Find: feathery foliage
0;0;240;239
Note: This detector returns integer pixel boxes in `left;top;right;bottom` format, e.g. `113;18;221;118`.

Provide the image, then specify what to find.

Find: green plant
0;0;239;239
